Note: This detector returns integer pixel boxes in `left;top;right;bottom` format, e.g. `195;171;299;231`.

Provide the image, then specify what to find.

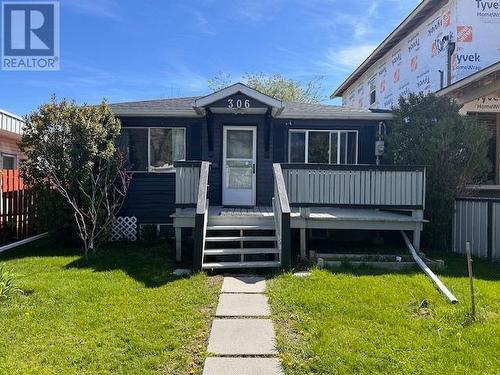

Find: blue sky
0;0;419;115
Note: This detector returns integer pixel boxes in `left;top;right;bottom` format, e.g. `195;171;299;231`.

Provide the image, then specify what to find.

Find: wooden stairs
201;224;281;270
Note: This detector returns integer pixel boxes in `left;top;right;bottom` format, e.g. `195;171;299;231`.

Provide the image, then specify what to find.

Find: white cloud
325;44;378;72
64;0;121;20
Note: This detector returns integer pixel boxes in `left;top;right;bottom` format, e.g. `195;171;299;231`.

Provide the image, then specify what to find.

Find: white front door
223;126;256;206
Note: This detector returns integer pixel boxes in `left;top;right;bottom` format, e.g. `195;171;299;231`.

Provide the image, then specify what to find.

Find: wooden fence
0;169;36;242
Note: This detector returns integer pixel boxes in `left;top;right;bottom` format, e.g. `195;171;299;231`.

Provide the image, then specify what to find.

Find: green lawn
0;241;221;375
268;255;500;375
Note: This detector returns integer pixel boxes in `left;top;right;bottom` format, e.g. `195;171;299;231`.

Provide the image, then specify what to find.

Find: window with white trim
288;130;358;164
118;127;186;172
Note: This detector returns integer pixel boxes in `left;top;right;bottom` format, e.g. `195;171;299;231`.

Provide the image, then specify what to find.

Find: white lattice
110;216;137;242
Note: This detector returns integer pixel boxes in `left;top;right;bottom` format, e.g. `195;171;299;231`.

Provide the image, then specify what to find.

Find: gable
194;83;283;114
209;92;270;111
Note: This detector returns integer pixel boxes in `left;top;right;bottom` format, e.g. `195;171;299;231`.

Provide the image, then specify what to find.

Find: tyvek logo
457;26;473;42
380;80;386;94
411;56;418;72
2;1;60;71
393;69;400;83
443;11;451;27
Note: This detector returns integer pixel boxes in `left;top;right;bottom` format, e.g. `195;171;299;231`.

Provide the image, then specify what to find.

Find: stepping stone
216;293;270;317
207;319;276;355
221;276;266;294
203;358;284;375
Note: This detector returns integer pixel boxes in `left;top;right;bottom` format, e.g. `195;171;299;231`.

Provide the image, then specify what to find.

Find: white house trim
194;82;284;110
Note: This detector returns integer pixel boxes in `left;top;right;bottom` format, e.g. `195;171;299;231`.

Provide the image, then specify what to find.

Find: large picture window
288;130;358;164
118;127;186;172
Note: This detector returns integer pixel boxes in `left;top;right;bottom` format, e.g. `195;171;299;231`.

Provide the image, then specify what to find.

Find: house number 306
228;99;250;109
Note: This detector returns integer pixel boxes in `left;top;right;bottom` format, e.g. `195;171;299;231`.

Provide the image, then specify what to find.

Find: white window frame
120;127;186;173
1;153;17;170
369;76;377;106
288;129;359;164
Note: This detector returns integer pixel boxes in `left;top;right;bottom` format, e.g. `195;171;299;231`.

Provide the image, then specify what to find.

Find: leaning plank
0;232;48;254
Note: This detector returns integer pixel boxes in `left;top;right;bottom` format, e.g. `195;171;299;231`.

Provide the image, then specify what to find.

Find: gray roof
110;96;392;120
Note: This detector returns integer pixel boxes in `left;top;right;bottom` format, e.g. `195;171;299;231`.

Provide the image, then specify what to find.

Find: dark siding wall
118;115;381;224
118;116;203;224
272;118;378;165
120;173;175;224
202;113;273;206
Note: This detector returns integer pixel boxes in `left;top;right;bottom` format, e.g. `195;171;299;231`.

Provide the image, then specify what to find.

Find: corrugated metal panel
493;202;500;260
453;199;493;259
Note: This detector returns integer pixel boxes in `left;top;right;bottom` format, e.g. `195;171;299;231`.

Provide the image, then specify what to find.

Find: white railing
272;163;291;270
174;161;201;206
281;164;426;209
193;161;210;270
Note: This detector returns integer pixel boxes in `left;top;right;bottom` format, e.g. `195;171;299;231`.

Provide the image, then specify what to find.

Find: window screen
150;128;185;171
289;132;306;163
308;132;330;163
118;128;148;171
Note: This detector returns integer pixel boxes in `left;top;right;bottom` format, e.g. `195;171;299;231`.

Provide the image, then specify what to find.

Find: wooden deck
172;206;425;230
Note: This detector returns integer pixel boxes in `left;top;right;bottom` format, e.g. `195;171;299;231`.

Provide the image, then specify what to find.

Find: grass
268;253;500;375
0;241;221;375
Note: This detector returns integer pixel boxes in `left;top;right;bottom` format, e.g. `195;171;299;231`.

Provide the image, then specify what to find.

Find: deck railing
281;164;426;209
174;161;202;206
192;161;211;270
272;163;291;270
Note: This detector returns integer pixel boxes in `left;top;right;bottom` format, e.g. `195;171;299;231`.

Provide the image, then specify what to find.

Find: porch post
300;228;307;259
412;210;423;252
175;227;182;263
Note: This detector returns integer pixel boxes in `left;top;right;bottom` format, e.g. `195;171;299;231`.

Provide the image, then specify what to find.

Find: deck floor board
172;206;424;223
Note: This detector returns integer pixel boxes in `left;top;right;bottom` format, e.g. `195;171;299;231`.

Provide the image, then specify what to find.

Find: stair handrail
272;163;291;270
193;161;211;270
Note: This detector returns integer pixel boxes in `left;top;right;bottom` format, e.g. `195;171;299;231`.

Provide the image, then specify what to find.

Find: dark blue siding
120;173;175;224
118;115;381;224
118;117;202;224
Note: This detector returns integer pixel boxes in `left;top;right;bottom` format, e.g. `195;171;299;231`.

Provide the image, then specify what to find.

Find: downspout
401;231;458;304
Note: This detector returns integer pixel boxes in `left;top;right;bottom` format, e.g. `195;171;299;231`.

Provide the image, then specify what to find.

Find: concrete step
207;225;275;231
203;358;283;375
202;261;281;269
205;236;276;242
204;248;279;255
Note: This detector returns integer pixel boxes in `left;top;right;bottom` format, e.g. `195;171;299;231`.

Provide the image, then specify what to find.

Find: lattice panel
110;216;137;242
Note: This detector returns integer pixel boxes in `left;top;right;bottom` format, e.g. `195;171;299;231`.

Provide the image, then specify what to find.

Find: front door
223;126;256;206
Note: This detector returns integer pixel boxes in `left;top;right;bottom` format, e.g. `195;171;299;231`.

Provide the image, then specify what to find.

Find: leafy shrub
386;93;491;250
0;264;21;302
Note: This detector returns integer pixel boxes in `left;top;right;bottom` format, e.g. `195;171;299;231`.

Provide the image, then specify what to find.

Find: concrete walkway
203;276;284;375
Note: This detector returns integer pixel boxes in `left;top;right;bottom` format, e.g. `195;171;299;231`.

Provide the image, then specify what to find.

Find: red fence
0;169;36;242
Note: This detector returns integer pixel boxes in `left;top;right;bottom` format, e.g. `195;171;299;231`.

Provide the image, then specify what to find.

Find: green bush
386;93;491;251
0;264;21;302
